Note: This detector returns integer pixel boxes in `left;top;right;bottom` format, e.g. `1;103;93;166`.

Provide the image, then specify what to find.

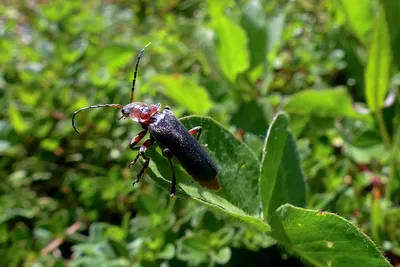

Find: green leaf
8;103;28;134
344;143;387;164
240;0;267;68
211;16;249;83
40;139;60;152
206;0;230;17
145;116;270;232
157;243;175;260
212;227;235;247
88;223;109;243
380;0;400;68
365;8;392;112
386;207;400;225
177;233;210;265
338;0;374;45
210;247;231;264
267;12;286;57
371;197;384;243
243;132;264;156
259;113;306;219
270;204;391;267
58;38;88;64
284;87;369;120
230;100;269;136
152;75;213;115
42;0;80;22
17;87;41;106
89;66;111;86
98;45;133;74
344;129;390;164
337;34;365;99
288;115;309;138
108;238;130;259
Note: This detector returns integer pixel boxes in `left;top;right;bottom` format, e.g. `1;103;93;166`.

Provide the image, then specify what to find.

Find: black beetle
72;43;220;197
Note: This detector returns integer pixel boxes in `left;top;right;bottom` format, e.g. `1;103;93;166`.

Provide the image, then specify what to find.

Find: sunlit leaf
145;116;270;232
240;0;267;68
152;75;213;115
210;247;231;264
211;16;249;83
380;0;400;68
8;103;28;134
337;0;374;45
42;0;81;22
270;204;391;267
284;87;370;120
267;12;286;58
98;45;133;74
260;113;306;219
344;143;387;164
365;8;392;112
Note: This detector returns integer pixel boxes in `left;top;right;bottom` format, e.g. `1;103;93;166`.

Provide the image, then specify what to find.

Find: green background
1;0;399;266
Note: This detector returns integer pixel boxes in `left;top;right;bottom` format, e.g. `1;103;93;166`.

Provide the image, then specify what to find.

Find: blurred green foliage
1;0;400;266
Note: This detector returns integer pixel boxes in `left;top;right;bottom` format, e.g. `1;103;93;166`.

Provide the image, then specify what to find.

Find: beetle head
122;102;160;124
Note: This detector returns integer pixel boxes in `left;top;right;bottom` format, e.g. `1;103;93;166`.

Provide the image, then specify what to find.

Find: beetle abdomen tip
199;176;221;191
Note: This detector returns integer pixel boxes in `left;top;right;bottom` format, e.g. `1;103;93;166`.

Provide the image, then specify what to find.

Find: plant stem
375;108;395;201
375;108;391;148
385;121;400;201
385;152;396;201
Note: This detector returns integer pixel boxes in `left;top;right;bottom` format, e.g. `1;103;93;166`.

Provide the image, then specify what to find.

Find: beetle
72;43;220;197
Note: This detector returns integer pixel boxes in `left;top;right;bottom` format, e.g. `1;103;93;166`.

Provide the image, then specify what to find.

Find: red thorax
122;102;161;125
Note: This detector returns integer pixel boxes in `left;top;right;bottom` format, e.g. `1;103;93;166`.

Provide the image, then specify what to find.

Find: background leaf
379;0;400;68
259;113;306;219
211;16;249;83
365;8;392;112
337;0;374;45
230;100;269;136
98;45;133;74
8;103;28;134
283;87;369;120
240;0;268;69
152;75;213;115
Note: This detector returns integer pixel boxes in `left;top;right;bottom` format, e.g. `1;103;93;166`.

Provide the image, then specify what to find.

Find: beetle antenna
72;104;124;134
130;42;151;103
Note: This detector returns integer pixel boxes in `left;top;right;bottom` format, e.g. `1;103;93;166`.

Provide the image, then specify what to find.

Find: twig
41;221;84;256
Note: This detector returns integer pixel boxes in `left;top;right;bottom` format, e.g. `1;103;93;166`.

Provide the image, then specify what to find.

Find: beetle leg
130;138;154;185
128;153;141;169
128;137;153;168
188;126;202;141
134;156;150;185
162;148;176;197
129;130;147;149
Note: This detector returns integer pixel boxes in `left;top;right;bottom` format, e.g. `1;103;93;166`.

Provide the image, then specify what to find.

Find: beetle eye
121;108;129;116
